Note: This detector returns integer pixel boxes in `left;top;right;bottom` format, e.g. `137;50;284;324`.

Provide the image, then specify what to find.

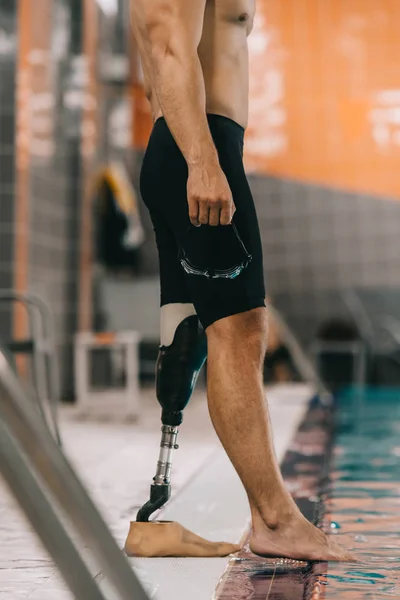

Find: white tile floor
0;384;312;600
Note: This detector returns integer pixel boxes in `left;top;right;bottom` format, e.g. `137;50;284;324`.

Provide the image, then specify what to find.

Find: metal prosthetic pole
136;315;207;523
136;423;179;522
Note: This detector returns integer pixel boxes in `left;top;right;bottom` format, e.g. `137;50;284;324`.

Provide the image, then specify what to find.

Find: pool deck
0;383;311;600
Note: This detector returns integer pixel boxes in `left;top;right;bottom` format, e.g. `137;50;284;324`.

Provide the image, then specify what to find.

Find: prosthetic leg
124;305;241;557
137;309;207;522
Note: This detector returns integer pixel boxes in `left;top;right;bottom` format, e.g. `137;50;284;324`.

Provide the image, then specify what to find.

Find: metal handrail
343;289;400;353
342;289;376;346
0;291;61;445
377;314;400;347
0;421;110;600
0;348;149;600
268;305;333;404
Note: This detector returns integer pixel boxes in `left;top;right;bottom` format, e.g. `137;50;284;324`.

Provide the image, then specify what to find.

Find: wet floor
218;389;400;599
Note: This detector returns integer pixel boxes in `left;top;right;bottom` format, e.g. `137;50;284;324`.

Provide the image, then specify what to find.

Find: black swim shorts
140;113;266;330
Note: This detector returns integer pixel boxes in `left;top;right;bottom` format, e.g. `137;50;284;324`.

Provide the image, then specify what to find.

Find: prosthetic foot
125;306;241;558
124;521;241;558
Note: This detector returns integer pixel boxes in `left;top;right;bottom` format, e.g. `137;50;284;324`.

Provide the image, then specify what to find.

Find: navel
238;13;249;22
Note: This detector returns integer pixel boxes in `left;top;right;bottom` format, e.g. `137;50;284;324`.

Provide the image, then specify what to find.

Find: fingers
190;200;235;226
189;198;221;226
188;195;235;227
187;167;235;226
188;198;200;227
198;199;222;226
198;202;210;225
220;200;235;226
208;205;220;226
198;200;233;226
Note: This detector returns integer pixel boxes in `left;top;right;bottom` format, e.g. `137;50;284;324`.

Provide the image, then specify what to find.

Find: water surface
321;388;400;599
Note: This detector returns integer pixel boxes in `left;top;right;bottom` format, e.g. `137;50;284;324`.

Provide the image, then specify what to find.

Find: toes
328;547;355;562
217;542;242;556
343;551;356;562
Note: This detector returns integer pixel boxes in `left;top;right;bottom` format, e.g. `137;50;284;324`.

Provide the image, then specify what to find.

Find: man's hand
187;164;236;227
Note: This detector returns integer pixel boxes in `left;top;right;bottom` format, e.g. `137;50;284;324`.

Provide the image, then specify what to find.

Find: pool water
319;388;400;599
217;389;400;599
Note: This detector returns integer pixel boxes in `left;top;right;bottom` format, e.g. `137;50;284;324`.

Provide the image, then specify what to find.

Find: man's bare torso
146;0;255;129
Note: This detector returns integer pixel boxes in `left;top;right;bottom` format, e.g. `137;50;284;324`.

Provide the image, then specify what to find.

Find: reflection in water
319;389;400;599
218;390;400;599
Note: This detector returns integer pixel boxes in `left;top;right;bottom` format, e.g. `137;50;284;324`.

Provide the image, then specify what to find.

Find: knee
207;307;268;356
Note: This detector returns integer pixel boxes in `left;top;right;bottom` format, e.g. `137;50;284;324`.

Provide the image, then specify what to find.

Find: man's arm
130;0;234;226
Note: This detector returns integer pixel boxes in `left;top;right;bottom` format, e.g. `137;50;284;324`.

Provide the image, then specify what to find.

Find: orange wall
246;0;400;198
78;0;99;332
15;0;52;342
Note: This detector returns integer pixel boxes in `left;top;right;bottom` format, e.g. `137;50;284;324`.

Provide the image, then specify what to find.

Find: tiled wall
248;176;400;343
2;0;135;397
8;0;135;396
0;0;84;397
25;0;83;397
0;1;17;340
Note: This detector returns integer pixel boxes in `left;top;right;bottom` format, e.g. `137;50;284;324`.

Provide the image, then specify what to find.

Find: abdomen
198;13;250;128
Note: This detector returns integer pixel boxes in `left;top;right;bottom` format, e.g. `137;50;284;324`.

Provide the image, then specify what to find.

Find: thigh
148;207;191;307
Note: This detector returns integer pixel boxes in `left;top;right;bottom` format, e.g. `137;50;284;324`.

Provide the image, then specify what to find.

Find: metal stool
74;331;141;420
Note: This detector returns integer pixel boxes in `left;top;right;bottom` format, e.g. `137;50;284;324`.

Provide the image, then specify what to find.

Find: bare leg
206;307;352;561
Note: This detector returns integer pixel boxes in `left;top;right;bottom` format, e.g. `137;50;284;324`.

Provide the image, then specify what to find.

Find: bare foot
250;515;354;562
125;521;241;557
